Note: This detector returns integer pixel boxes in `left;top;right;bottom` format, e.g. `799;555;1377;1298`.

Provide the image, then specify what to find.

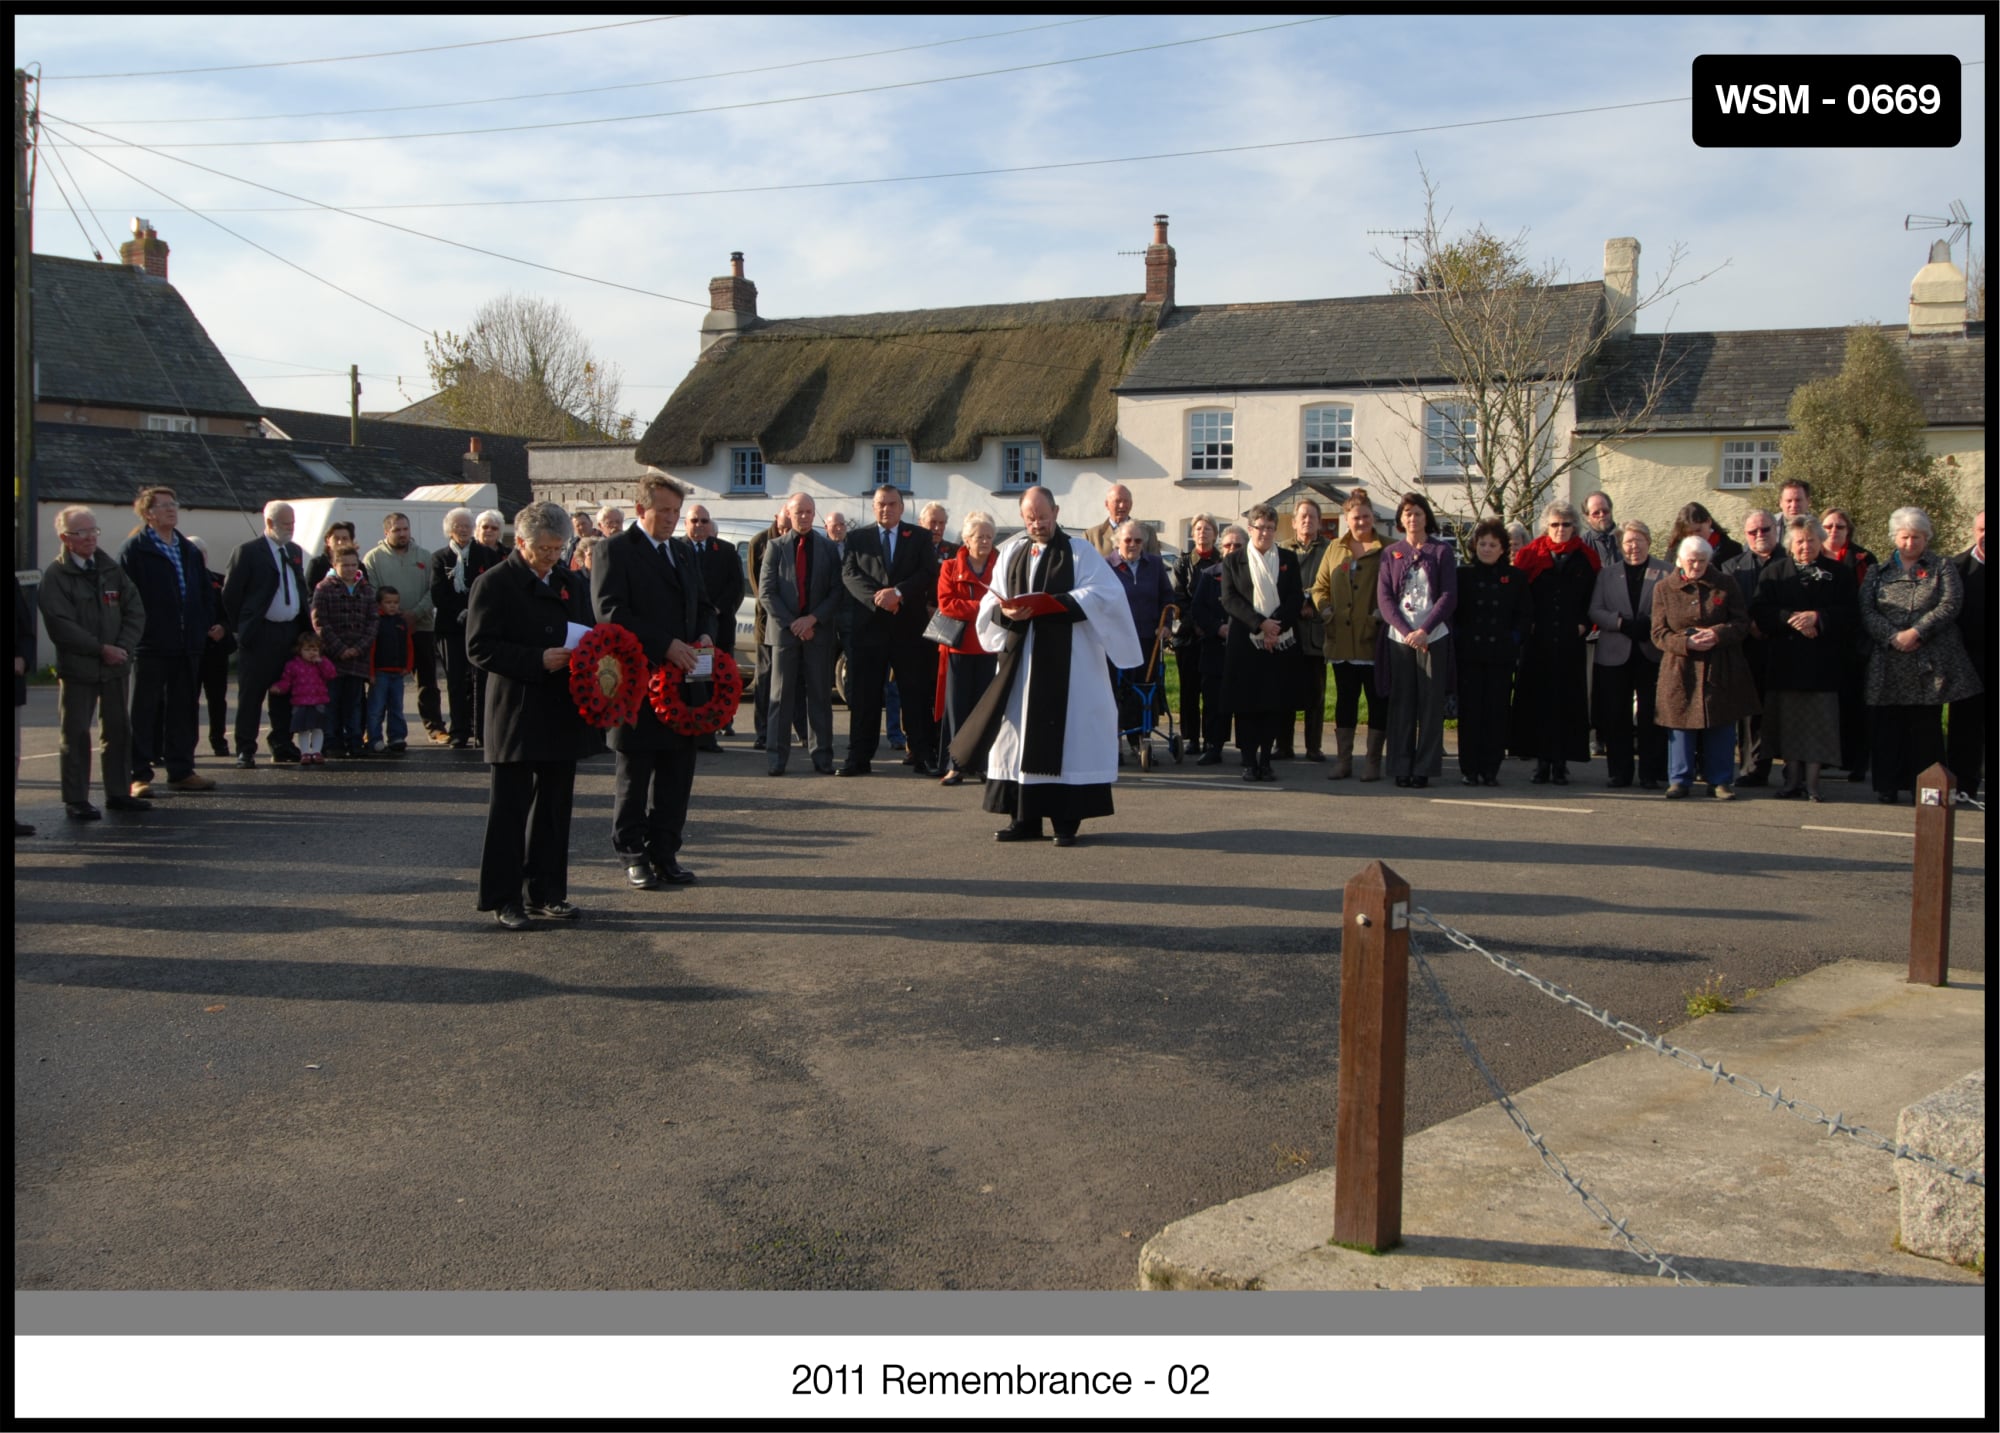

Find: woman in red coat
934;512;1000;785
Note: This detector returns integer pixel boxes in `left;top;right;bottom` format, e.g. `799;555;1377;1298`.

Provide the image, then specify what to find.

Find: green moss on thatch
636;295;1158;467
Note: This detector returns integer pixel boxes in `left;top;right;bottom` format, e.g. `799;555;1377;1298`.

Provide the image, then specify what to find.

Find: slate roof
34;423;445;512
31;254;262;418
637;295;1159;467
1115;283;1609;393
1573;323;1986;433
261;407;535;513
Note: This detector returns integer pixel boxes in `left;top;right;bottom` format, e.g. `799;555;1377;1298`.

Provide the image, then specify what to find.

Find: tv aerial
1905;199;1971;266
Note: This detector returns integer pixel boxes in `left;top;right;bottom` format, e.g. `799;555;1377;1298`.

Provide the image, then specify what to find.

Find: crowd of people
19;473;1985;913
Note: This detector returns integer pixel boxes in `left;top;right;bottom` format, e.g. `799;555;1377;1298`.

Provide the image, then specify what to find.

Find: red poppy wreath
650;648;744;736
569;623;650;729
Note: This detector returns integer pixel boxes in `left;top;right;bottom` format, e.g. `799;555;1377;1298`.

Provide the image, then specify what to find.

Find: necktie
882;526;895;565
795;534;810;601
277;543;291;605
658;540;673;569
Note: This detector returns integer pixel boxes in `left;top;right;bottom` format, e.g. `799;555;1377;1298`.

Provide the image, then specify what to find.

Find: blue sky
16;12;1989;429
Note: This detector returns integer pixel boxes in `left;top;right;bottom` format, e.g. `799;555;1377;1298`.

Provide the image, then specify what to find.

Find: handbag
923;609;966;647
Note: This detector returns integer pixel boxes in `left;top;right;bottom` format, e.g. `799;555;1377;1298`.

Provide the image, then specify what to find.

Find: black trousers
1199;655;1230;752
1330;660;1376;730
1174;647;1203;746
1594;652;1666;784
235;618;300;759
1289;656;1326;754
1871;704;1945;798
412;630;443;733
612;745;696;863
846;637;937;766
130;650;199;782
440;624;476;740
199;643;231;750
1457;655;1514;780
1945;691;1985;797
478;760;577;910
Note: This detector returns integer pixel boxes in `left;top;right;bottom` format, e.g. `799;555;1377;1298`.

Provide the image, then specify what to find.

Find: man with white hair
221;499;310;766
41;506;151;818
1084;483;1161;559
1722;509;1783;785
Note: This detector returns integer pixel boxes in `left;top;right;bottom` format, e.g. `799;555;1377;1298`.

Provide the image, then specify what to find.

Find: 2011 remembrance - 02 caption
790;1362;1210;1398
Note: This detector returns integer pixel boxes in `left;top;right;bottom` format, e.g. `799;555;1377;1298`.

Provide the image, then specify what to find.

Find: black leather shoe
994;822;1044;842
1463;774;1481;786
1736;772;1769;789
812;754;835;775
13;820;33;836
494;904;532;931
835;763;871;777
1530;764;1550;784
235;752;256;768
767;758;788;776
1411;775;1429;789
524;900;581;920
274;749;302;764
909;759;935;778
1484;775;1501;787
1847;769;1870;783
751;737;767;750
1394;776;1411;788
65;802;102;821
1052;833;1077;848
210;741;230;758
1196;751;1223;766
626;861;658;890
1242;766;1259;782
1606;777;1633;788
1551;768;1569;786
653;859;696;885
1304;751;1325;763
106;795;152;811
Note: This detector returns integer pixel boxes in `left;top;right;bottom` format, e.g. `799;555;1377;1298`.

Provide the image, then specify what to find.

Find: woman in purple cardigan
1375;492;1458;788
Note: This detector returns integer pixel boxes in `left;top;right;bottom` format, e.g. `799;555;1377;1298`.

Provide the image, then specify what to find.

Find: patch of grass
1327;1237;1397;1255
1684;973;1733;1018
1271;1143;1313;1171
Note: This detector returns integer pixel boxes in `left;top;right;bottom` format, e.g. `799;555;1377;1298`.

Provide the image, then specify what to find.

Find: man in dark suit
685;502;746;752
592;475;717;890
759;493;843;776
745;509;785;750
467;503;592;930
1948;509;1985;802
838;485;939;777
221;500;308;766
120;485;222;796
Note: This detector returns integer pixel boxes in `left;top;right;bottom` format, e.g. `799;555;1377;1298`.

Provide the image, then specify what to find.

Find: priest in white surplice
949;486;1142;847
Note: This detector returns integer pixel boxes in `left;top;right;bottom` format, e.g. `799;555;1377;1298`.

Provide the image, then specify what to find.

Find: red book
1000;591;1067;617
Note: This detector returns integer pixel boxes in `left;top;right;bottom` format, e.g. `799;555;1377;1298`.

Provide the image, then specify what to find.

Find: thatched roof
636;295;1159;467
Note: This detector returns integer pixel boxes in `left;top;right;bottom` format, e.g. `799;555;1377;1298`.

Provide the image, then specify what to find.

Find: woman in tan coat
1310;488;1387;779
1652;535;1759;800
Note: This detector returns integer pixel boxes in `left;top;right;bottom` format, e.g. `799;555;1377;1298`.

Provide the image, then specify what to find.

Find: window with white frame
1424;402;1477;475
872;444;911;491
1000;441;1041;490
1719;439;1781;488
1188;409;1233;474
730;447;766;492
1302;405;1353;473
145;413;197;433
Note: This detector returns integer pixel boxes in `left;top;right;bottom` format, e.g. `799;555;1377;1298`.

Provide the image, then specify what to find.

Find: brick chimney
1144;214;1176;311
462;435;492;486
1603;237;1639;338
1908;239;1968;338
119;217;170;280
700;251;761;354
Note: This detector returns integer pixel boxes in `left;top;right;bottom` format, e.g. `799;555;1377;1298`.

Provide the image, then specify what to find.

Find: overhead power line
68;16;1118;125
40;16;686;81
52;94;1697;216
50;16;1338;149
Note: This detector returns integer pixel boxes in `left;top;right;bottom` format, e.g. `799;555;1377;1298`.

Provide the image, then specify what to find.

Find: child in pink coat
270;632;339;764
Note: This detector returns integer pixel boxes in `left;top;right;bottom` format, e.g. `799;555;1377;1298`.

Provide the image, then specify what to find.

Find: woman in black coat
1510;500;1601;782
1752;514;1857;802
1454;519;1530;786
1190;528;1239;765
1819;507;1877;783
1219;504;1305;782
1171;514;1222;757
466;503;591;929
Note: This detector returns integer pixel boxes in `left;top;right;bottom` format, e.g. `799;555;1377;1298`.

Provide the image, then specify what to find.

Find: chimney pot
119;218;170;281
1603;237;1640;338
1144;214;1176;312
468;437;482;457
731;251;745;278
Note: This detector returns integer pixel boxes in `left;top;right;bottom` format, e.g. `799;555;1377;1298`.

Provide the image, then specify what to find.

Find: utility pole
349;364;361;446
14;69;35;573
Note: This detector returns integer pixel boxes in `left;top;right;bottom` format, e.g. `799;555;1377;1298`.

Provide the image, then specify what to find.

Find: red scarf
1512;533;1602;583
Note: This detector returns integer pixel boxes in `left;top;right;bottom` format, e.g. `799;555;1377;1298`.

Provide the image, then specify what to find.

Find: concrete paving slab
1140;960;1986;1289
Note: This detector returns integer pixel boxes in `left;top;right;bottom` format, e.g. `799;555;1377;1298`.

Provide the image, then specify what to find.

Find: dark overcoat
1652;570;1759;730
1751;555;1856;693
467;552;589;764
841;521;938;648
119;528;215;658
1219;546;1304;715
591;523;717;753
1513;547;1596;762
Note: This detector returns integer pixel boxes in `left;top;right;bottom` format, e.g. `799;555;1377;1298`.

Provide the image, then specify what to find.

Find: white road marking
1428;799;1593;814
1802;824;1983;845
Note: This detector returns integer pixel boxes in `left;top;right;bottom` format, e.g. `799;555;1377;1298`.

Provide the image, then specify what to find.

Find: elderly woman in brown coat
1653;534;1759;800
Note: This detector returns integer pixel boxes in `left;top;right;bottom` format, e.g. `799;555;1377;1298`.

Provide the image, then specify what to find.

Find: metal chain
1956;793;1986;812
1411;909;1986;1189
1407;935;1703;1285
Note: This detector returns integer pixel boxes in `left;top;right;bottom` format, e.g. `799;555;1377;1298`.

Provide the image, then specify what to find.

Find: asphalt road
13;688;1986;1290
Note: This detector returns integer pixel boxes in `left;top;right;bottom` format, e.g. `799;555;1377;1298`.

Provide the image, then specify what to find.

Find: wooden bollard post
1334;861;1410;1253
1910;762;1955;986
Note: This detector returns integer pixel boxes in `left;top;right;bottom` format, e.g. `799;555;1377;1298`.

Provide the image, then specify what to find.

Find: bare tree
1374;165;1725;536
424;293;632;441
